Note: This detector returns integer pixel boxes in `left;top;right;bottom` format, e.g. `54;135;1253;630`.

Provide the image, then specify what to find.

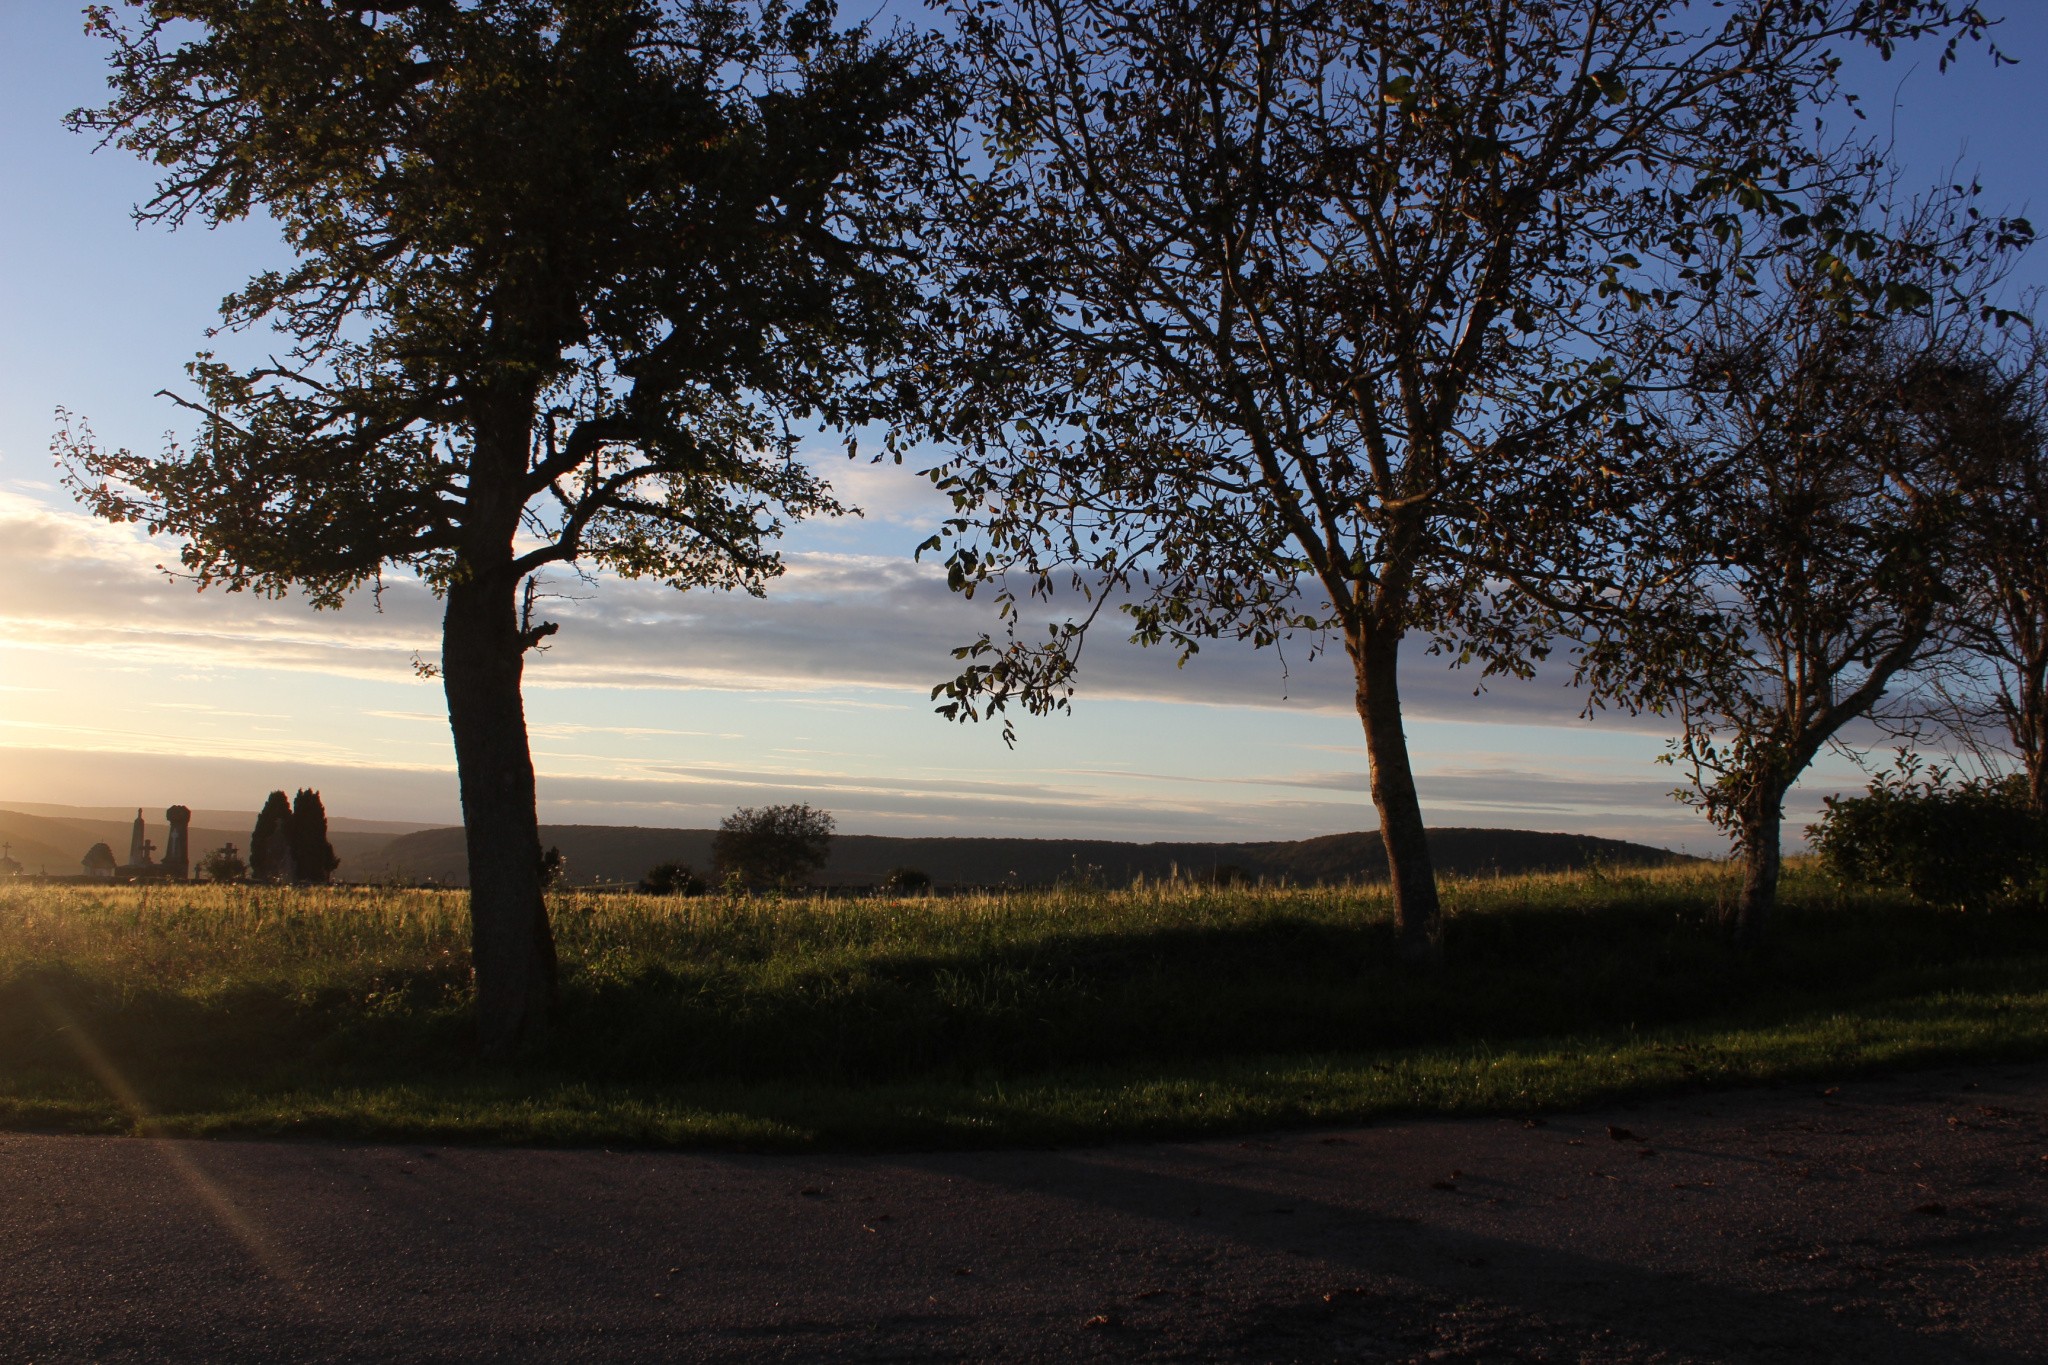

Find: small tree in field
289;788;339;885
248;790;293;884
60;1;946;1054
711;804;834;888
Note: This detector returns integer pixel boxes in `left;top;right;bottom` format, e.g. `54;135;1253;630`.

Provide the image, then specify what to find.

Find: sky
3;3;2046;849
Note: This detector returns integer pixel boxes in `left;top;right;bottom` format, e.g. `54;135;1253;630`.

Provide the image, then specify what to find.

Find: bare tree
919;0;1997;961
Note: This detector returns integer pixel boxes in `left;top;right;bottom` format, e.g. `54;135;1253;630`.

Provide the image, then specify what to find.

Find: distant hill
355;823;1695;889
0;805;431;879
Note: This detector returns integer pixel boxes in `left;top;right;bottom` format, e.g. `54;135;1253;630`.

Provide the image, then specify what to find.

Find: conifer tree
249;790;294;884
289;788;339;885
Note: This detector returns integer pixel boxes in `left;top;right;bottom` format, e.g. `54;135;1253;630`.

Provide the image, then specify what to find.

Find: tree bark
1353;626;1443;964
1732;792;1785;952
2018;668;2048;815
442;571;558;1057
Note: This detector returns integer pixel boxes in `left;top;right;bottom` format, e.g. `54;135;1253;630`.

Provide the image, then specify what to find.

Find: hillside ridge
358;823;1695;888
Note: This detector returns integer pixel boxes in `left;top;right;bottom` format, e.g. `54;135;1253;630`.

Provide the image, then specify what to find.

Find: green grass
3;864;2046;1149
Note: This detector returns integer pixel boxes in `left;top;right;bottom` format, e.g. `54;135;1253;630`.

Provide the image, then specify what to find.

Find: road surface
3;1063;2045;1362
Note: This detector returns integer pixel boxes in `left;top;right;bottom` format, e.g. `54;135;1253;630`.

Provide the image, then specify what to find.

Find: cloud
0;487;1644;731
798;450;954;527
0;488;443;682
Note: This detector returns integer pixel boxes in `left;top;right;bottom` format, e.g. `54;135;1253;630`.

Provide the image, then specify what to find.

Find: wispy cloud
529;722;744;739
0;489;1650;728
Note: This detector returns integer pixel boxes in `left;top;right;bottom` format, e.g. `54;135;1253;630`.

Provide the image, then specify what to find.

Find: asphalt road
3;1063;2045;1363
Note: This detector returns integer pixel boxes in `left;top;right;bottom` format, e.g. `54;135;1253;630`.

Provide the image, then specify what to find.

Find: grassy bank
2;865;2046;1148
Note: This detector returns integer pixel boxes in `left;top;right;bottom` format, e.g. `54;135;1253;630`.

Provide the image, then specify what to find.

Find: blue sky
3;3;2045;847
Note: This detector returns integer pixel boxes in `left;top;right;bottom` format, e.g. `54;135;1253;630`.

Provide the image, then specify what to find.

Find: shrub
197;844;246;883
639;861;705;896
1056;858;1108;890
1809;754;2045;910
540;845;567;889
880;866;932;893
710;804;834;889
80;842;117;878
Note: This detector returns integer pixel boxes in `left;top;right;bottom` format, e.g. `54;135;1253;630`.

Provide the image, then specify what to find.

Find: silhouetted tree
289;788;339;884
711;804;834;888
249;790;294;884
1923;324;2048;811
923;0;2004;963
59;1;948;1054
1589;197;2024;947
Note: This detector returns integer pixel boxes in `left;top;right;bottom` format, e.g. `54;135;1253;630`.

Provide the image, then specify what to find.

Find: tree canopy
62;0;941;604
290;788;339;885
711;803;835;888
248;789;294;884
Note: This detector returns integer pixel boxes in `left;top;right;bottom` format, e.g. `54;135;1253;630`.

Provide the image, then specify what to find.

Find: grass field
2;863;2046;1149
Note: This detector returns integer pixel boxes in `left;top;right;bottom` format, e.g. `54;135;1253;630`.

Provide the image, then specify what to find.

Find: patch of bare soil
3;1063;2044;1362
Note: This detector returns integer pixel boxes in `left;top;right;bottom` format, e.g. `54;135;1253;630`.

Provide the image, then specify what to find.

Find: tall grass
2;863;2043;1147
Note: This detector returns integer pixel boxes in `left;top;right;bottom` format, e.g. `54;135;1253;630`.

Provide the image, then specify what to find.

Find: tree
921;0;1999;962
197;843;247;883
248;789;294;884
289;788;339;884
711;803;834;887
59;1;945;1054
1930;325;2048;811
1597;205;2021;947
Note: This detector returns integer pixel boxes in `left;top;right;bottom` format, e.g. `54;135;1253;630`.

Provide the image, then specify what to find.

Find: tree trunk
442;572;558;1057
2018;666;2048;815
1732;794;1784;952
1353;626;1443;964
